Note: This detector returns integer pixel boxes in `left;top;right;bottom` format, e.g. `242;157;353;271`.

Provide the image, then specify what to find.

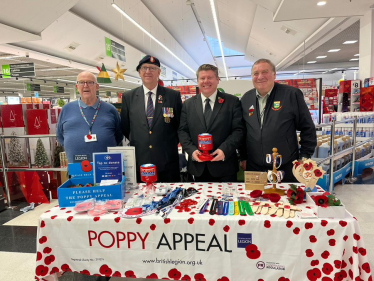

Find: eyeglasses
77;81;96;86
140;66;159;72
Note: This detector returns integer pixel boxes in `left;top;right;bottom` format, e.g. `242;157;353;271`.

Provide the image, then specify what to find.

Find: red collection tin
140;164;157;183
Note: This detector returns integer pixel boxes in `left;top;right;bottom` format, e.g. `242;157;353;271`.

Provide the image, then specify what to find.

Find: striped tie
146;92;154;127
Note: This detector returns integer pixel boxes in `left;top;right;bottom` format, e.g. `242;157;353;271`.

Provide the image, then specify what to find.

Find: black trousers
193;165;237;182
137;167;180;183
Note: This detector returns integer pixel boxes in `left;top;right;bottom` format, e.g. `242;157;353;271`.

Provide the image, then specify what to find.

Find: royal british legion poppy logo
150;56;155;63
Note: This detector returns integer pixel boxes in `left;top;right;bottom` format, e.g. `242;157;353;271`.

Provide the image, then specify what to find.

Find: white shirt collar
143;85;158;96
256;87;273;99
202;90;218;103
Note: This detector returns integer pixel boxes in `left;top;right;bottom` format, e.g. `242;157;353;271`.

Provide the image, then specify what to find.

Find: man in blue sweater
57;71;123;163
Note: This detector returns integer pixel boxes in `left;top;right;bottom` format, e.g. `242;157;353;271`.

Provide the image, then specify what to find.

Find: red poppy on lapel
248;105;254;116
218;97;224;104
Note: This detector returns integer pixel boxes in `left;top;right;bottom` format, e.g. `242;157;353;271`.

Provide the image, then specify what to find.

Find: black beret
136;55;161;71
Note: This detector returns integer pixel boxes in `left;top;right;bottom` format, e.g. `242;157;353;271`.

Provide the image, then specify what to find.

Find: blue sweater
56;98;123;163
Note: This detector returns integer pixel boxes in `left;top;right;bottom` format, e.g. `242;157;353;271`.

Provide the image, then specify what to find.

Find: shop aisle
0;184;373;281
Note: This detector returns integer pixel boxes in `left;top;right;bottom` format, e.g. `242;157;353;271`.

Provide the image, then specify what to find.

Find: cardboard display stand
57;153;126;207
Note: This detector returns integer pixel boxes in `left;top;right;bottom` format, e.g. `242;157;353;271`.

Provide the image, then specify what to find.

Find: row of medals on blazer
251;201;301;219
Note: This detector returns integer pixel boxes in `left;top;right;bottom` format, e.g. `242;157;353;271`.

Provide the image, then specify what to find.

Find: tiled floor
0;184;373;281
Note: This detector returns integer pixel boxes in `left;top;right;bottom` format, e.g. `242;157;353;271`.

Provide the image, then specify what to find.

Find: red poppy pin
248;105;254;117
218;97;224;104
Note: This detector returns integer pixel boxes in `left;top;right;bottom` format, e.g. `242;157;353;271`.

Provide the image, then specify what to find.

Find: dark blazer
240;83;316;168
121;86;182;172
178;91;244;177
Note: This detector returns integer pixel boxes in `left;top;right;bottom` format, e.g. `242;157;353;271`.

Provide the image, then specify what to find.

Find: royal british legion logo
141;171;155;177
237;233;252;248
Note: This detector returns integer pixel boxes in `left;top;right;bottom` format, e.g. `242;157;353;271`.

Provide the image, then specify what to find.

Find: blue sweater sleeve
56;107;65;146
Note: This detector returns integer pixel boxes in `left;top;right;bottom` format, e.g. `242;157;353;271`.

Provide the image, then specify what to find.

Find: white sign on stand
107;146;137;189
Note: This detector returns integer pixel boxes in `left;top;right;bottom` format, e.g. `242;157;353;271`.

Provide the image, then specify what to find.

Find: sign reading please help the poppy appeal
36;183;372;281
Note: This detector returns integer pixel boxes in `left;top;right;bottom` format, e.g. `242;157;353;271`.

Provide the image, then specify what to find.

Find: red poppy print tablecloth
35;183;372;281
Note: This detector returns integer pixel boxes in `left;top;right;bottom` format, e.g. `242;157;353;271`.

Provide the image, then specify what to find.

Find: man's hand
239;160;247;171
192;150;203;162
211;149;225;162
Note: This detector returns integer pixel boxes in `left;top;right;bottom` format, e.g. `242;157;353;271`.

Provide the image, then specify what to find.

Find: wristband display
209;198;218;215
217;201;224;215
243;201;254;216
223;201;229;216
234;201;239;215
229;201;235;215
238;201;247;216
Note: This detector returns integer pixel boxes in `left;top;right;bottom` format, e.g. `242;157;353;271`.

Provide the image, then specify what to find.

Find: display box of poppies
306;192;346;219
57;161;126;207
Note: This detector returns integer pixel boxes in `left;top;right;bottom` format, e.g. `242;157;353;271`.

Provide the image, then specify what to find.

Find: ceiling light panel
328;49;340;52
111;3;195;75
209;0;228;80
316;56;327;59
343;40;358;44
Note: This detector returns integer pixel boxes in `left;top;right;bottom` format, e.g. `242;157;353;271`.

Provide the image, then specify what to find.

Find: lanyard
78;99;102;135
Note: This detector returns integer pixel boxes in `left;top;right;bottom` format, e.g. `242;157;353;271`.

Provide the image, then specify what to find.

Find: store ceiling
0;0;371;97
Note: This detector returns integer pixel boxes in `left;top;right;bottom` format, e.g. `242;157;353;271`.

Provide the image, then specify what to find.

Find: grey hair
252;59;276;73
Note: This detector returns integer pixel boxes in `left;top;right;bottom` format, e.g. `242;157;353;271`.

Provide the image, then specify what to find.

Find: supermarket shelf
335;123;374;128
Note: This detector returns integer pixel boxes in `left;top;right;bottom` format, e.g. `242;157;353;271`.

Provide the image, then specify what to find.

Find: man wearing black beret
121;55;182;182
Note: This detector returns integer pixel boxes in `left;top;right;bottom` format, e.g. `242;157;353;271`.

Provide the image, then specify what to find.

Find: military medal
170;108;174;118
163;107;171;123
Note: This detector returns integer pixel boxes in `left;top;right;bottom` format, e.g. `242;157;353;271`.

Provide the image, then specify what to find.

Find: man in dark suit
121;55;182;182
178;64;244;182
240;58;316;182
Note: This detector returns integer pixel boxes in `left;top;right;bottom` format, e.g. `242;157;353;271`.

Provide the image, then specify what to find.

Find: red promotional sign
50;109;57;124
339;80;351;94
1;104;25;127
26;109;50;134
360;87;374;112
167;85;197;103
275;79;319;123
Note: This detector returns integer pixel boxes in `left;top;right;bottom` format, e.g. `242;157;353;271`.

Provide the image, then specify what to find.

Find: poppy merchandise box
306;192;346;219
57;161;126;207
